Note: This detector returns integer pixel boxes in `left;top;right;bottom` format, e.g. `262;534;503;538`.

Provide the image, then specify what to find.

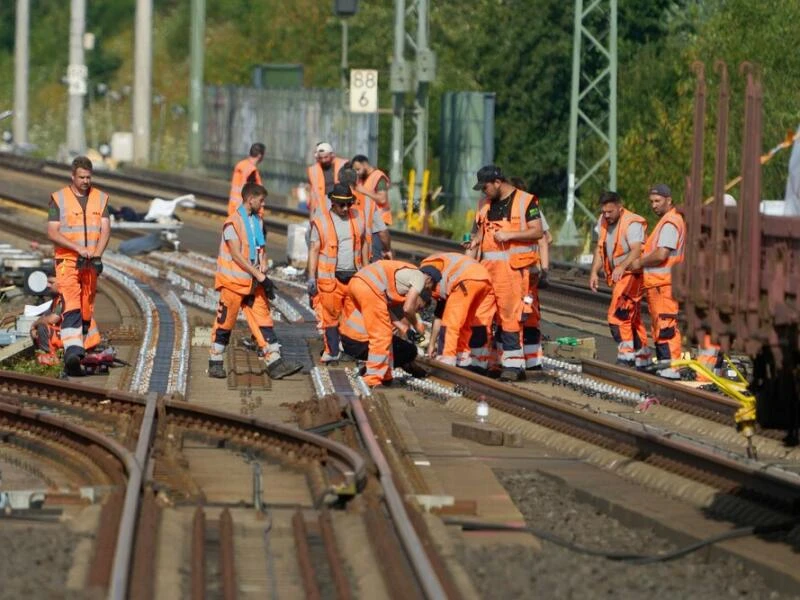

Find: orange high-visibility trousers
522;279;542;368
469;287;496;370
211;286;276;359
318;278;349;359
608;273;647;363
57;259;99;357
482;261;528;369
645;284;681;361
437;280;494;366
348;277;393;386
696;333;722;381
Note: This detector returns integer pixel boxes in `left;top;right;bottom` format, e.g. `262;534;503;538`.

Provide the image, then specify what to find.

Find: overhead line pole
188;0;206;169
132;0;153;166
14;0;30;147
66;0;87;156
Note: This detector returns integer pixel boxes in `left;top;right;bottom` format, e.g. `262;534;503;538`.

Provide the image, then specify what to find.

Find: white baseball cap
315;142;334;155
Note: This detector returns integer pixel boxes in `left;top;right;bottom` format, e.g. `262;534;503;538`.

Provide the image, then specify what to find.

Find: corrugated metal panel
439;91;495;216
204;86;378;193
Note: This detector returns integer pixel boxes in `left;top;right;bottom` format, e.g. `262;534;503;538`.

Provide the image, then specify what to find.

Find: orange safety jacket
51;186;109;261
420;253;491;301
352;260;417;306
215;210;261;295
354;189;379;255
476;190;540;270
597;208;648;286
340;302;369;342
643;207;686;288
362;168;392;225
311;208;365;282
228;158;262;215
307;158;347;216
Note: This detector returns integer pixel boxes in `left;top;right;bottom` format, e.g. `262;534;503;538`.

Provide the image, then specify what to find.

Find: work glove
261;276;276;300
538;269;549;290
91;257;104;275
306;278;318;297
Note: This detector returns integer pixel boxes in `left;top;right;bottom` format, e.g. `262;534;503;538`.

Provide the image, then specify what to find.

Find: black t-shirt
485;190;540;222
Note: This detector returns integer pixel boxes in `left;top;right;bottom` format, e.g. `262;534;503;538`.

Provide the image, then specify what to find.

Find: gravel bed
456;470;797;599
0;522;91;600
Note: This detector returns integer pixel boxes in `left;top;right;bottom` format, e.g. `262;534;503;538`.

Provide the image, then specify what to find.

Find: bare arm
631;247;669;270
402;288;422;329
588;244;602;292
611;241;643;282
493;219;543;243
308;236;321;279
95;217;111;258
378;230;392;258
226;238;265;282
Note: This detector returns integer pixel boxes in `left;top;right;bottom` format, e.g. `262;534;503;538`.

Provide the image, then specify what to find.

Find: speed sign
349;69;378;113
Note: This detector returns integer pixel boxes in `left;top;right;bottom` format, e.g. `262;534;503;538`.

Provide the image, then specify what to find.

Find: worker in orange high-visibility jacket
228;143;265;216
589;191;649;367
466;165;543;382
348;260;433;387
338;165;393;261
696;333;723;381
47;155;111;377
307;183;370;363
307;142;347;217
351;154;393;259
210;183;302;381
420;253;495;368
629;183;686;379
339;295;420;372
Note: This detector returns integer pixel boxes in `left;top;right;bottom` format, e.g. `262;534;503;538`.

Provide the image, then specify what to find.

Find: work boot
402;361;429;379
656;367;681;380
499;368;524;382
208;360;226;379
616;359;635;368
64;352;85;377
266;358;303;380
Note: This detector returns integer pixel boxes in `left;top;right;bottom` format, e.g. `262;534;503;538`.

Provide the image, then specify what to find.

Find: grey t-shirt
604;220;644;266
309;212;360;271
394;268;426;296
657;223;679;250
223;224;259;265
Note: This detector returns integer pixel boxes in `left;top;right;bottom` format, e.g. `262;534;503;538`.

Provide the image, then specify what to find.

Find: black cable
443;517;799;565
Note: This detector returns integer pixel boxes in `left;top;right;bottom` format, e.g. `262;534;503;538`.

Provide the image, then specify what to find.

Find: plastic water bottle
476;397;489;424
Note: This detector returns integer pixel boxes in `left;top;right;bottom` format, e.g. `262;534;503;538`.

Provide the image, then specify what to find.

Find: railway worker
348;260;432;387
629;183;686;379
588;191;649;367
29;276;101;367
227;142;265;216
307;142;347;217
351;154;393;258
466;165;543;382
209;182;302;380
419;253;495;368
339;295;423;375
307;183;370;363
338;164;393;261
47;155;110;377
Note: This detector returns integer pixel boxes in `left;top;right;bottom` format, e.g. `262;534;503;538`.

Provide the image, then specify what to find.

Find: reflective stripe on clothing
643;208;686;288
227;157;262;215
307;158;347;216
362;168;392;225
53;187;109;260
215;210;261;295
597;208;647;286
352;260;417;305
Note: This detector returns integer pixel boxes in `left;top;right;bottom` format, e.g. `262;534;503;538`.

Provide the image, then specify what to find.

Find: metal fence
203;86;378;194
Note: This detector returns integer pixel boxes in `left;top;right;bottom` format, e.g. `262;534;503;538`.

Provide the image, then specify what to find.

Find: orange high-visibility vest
307;158;347;216
643;207;685;288
476;189;540;270
597;208;648;286
354;189;379;256
228;158;262;215
362;168;392;225
340;302;369;342
215;210;260;294
311;209;365;281
420;253;491;301
352;260;417;305
52;186;109;260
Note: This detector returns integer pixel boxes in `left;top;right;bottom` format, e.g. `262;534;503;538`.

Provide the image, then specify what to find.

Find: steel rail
420;359;800;512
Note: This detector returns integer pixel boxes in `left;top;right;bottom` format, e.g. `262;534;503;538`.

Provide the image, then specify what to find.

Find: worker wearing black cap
466;165;544;381
308;182;370;363
420;252;495;368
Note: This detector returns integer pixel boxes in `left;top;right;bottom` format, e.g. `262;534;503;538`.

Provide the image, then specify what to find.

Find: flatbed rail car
675;61;798;443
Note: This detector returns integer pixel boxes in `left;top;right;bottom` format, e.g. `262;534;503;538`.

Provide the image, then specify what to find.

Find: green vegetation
3;353;62;378
0;0;798;235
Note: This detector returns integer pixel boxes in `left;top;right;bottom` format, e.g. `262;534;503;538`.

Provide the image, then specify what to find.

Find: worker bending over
307;183;369;363
209;183;301;380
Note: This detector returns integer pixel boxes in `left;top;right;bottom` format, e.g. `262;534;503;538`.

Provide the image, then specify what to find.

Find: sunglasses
334;200;355;207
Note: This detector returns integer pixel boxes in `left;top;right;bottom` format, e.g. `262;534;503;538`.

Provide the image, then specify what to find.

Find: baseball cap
648;183;671;197
473;165;505;190
329;182;354;203
419;265;442;284
315;142;334;155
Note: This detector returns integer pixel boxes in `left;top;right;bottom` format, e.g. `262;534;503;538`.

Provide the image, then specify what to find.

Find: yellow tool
670;355;758;458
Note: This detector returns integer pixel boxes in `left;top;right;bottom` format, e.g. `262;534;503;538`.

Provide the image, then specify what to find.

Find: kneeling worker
348;260;431;387
419;253;495;368
209;182;302;380
307;183;370;363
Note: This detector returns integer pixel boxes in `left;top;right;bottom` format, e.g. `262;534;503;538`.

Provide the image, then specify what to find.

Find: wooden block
504;431;524;448
451;421;504;446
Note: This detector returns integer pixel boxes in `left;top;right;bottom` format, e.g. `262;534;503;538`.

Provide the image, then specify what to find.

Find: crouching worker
348;260;432;387
420;253;495;369
307;183;369;363
209;183;302;380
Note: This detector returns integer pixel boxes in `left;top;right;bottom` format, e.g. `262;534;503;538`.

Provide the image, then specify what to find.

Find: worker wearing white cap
307;142;347;217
